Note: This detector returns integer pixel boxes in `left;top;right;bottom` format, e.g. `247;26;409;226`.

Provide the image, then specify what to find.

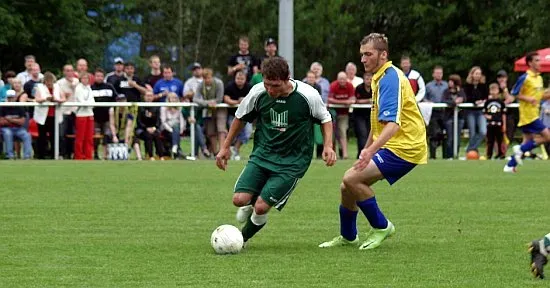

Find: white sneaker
503;165;517;173
171;145;178;154
513;145;523;166
236;205;253;223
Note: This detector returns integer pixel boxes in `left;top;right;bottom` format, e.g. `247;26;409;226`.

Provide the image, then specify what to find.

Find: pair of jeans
169;124;181;147
444;118;465;159
465;110;487;152
60;114;75;158
1;126;32;159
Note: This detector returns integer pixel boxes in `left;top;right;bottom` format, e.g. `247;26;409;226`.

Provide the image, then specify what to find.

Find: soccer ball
210;225;244;254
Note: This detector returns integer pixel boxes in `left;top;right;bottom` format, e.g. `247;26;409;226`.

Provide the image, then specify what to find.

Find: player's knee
254;202;270;215
342;171;359;189
232;193;252;207
340;182;347;193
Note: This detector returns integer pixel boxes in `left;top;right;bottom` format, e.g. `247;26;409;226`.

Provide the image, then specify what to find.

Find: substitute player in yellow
319;33;427;250
503;51;550;173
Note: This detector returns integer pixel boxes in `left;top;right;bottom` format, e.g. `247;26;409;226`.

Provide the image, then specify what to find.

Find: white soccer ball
210;224;244;255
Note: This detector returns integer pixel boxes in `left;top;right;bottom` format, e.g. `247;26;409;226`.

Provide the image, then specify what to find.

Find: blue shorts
520;119;547;134
372;148;416;185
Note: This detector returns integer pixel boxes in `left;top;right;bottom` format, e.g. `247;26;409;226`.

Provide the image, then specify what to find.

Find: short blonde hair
360;33;389;52
167;92;179;102
202;68;213;78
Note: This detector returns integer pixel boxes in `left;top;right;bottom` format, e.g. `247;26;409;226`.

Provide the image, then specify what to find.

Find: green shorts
234;161;300;211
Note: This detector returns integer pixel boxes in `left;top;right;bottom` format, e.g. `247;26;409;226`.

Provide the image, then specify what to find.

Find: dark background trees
1;0;549;81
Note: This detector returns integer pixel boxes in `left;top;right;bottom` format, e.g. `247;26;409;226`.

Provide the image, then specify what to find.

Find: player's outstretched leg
318;183;359;248
528;234;550;279
342;162;394;250
241;197;270;243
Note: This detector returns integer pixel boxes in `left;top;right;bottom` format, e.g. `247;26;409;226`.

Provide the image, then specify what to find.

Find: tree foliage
1;0;549;82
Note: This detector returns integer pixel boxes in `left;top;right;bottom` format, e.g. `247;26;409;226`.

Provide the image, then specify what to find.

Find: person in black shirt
256;38;278;69
227;36;258;82
223;70;252;160
105;57;126;87
463;66;488;152
136;91;164;160
483;83;507;159
441;74;466;159
144;55;163;91
353;72;373;159
114;62;147;102
91;68;118;159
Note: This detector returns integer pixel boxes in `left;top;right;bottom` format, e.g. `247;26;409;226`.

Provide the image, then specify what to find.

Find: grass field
0;158;549;287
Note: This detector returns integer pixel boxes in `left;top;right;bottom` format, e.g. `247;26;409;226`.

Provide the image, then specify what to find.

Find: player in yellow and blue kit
503;51;550;173
319;33;427;250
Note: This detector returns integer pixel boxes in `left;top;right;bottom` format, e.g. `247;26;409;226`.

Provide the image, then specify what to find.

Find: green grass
0;159;549;287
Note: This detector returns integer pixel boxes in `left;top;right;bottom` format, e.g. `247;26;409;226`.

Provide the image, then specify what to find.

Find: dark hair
433;65;443;71
526;51;539;65
162;64;173;72
234;70;246;79
400;55;410;61
94;68;105;75
360;33;389;52
261;57;290;81
448;74;462;87
4;70;16;79
124;62;135;68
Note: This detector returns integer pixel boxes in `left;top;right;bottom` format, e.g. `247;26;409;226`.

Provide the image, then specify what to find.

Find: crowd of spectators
0;37;548;161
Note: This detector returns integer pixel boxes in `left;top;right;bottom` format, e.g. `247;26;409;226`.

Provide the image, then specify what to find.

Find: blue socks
357;197;388;229
521;140;537;152
339;205;358;241
508;140;538;167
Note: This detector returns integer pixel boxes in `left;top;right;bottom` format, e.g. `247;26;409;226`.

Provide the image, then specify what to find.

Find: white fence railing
0;102;520;159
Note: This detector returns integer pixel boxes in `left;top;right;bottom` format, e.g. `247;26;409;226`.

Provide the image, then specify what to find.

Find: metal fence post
190;104;196;158
54;103;60;160
453;105;459;158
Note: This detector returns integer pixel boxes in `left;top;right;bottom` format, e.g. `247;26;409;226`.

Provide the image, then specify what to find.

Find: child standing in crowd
483;83;506;159
74;73;95;160
161;92;185;158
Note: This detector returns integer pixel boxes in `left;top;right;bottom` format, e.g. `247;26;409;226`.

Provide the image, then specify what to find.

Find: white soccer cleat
236;205;253;223
503;165;516;173
513;145;523;166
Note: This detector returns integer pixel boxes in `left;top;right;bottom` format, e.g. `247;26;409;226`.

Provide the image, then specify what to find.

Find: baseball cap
6;89;16;98
496;69;507;77
192;62;202;70
265;38;277;46
114;57;124;64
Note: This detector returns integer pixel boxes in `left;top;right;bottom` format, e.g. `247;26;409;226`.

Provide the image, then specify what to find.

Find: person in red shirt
328;71;356;159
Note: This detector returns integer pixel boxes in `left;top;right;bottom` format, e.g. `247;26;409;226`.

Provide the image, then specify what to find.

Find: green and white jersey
236;79;331;177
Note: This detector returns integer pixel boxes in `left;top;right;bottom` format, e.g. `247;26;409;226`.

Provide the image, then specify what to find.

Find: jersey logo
270;108;288;131
383;111;390;116
276;99;286;103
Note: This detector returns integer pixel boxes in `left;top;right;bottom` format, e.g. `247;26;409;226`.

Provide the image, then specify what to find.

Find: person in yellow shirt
504;51;550;173
319;33;427;250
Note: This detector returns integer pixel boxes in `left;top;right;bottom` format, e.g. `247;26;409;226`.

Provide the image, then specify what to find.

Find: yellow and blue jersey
370;61;427;164
511;70;544;127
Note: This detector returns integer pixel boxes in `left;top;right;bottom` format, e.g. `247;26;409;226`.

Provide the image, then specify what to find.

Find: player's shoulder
379;65;401;85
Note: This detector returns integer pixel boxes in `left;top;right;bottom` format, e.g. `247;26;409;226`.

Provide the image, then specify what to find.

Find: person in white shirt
16;55;44;84
161;92;186;158
345;62;363;88
183;63;203;100
56;64;79;159
74;73;95;160
400;55;426;102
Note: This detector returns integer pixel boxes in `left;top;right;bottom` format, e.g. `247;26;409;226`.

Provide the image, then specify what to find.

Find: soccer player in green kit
216;57;337;245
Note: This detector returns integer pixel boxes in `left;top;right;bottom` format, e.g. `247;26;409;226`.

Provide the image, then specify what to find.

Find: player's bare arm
320;121;337;166
354;121;400;171
216;118;246;171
